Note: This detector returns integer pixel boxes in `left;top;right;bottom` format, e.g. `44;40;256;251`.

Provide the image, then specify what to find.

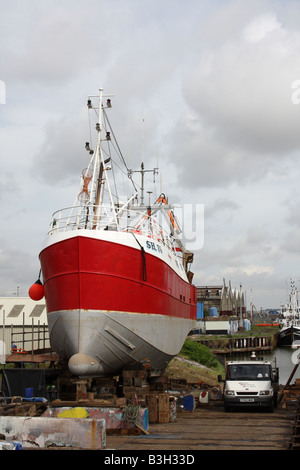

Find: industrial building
196;279;246;318
194;280;247;335
0;297;49;358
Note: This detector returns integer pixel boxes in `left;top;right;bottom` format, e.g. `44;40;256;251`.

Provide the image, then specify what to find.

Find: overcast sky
1;0;300;309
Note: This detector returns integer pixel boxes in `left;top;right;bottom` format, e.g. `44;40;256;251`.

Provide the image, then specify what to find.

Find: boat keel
68;353;104;377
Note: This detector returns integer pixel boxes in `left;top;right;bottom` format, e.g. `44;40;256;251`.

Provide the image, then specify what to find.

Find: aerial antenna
154;144;159;184
142;117;145;163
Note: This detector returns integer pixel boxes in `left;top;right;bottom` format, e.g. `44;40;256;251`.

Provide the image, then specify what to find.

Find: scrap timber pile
0;352;226;450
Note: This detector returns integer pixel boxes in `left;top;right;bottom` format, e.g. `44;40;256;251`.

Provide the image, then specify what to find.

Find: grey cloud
0;242;39;296
157;10;300;193
0;1;117;84
33;117;88;185
183;14;300;156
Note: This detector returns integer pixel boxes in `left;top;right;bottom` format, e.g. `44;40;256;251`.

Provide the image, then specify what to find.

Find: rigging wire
87;98;150;208
103;108;138;193
102;111;119;204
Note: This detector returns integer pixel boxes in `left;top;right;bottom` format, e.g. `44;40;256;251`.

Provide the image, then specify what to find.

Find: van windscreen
226;364;271;380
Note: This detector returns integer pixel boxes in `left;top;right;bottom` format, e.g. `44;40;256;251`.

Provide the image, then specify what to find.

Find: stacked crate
122;368;149;406
146;393;171;423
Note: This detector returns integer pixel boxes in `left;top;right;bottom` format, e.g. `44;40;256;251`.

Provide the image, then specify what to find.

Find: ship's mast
91;88;118;227
128;162;158;206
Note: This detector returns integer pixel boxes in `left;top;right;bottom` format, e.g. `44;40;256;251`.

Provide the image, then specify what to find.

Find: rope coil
123;404;141;424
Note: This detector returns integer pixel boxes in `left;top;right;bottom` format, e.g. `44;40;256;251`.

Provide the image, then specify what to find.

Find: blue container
244;319;251;331
197;302;204;319
183;395;195;411
209;307;218;317
25;388;33;398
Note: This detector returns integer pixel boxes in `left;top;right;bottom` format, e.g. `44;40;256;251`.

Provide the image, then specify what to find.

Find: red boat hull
40;234;196;319
39;232;197;376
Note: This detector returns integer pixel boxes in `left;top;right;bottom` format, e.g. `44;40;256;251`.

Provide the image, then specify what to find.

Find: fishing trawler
278;279;300;347
30;88;197;377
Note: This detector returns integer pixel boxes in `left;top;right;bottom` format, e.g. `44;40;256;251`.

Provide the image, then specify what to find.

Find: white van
219;359;279;412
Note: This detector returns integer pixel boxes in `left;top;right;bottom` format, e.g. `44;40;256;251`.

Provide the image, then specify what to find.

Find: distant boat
30;88;197;377
277;279;300;347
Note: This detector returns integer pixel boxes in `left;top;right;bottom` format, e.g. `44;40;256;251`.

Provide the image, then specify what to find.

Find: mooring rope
123;404;141;424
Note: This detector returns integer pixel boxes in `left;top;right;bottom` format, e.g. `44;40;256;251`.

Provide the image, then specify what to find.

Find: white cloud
243;12;281;43
225;265;274;276
184;27;300;153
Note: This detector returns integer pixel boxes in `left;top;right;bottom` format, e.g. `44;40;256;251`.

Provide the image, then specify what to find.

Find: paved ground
106;401;296;451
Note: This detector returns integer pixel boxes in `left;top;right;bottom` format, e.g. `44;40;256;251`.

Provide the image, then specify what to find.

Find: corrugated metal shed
0;297;49;356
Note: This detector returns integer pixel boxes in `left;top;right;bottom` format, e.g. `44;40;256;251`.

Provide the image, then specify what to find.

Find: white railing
48;204;181;254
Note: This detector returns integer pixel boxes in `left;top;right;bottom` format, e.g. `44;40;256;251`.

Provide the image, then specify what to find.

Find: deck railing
48;204;180;254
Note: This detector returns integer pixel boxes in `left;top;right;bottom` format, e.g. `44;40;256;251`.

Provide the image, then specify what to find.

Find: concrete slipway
0;400;296;451
106;402;296;451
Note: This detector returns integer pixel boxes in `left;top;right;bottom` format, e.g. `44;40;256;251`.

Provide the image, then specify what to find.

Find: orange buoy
29;280;44;301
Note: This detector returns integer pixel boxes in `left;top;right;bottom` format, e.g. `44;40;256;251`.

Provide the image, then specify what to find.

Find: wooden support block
122;369;147;379
116;397;127;407
134;377;148;387
158;394;170;423
123;386;149;395
123;377;133;386
75;381;87;401
146;394;158;424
